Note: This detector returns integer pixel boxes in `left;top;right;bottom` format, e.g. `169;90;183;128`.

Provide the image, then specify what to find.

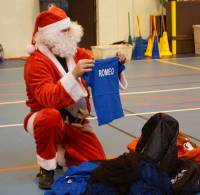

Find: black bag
135;112;179;176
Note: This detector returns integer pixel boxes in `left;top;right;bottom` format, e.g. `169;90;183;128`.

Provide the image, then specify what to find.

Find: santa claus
24;6;127;189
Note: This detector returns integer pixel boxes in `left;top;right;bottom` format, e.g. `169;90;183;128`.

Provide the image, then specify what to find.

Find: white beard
35;22;83;58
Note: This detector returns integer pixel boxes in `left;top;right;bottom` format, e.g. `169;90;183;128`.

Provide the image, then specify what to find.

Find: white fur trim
37;44;87;101
26;112;38;136
26;44;36;54
60;72;87;102
37;155;57;170
37;44;67;77
38;18;71;33
119;71;128;90
56;145;66;166
66;56;76;71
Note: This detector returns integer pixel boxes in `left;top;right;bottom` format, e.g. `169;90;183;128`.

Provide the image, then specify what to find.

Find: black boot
37;167;54;189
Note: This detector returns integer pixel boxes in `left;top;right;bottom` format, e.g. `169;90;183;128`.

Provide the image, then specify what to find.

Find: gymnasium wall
0;0;161;57
0;0;39;58
97;0;134;45
97;0;162;45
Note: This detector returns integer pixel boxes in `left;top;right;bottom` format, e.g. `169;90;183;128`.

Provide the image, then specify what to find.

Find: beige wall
0;0;161;57
0;0;39;58
97;0;162;45
97;0;134;45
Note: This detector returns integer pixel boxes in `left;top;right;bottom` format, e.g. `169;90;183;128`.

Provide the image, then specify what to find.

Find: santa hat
27;6;71;54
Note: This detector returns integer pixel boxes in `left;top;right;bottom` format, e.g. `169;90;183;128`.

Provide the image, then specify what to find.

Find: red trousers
25;108;106;169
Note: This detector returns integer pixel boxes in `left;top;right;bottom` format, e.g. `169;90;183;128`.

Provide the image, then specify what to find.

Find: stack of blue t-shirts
45;160;172;195
45;162;99;195
83;57;125;125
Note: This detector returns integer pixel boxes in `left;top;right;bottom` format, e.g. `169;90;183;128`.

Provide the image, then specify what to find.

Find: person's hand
77;108;89;119
116;52;127;64
72;59;94;79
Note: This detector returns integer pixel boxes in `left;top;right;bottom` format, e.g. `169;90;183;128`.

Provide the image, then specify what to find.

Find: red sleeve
25;60;78;110
74;48;93;112
75;48;93;62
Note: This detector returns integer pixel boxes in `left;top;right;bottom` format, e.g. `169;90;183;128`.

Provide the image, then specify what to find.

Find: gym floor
0;56;200;194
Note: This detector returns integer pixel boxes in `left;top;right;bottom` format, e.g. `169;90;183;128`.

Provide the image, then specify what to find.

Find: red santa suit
24;7;106;171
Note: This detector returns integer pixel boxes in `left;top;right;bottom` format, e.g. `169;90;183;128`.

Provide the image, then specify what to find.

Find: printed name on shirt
99;68;114;77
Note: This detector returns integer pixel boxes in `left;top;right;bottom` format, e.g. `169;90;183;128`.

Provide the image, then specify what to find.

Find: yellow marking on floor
156;59;200;71
0;164;38;173
131;56;200;63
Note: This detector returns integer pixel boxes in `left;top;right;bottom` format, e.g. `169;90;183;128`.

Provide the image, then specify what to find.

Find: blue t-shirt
45;160;172;195
83;57;125;126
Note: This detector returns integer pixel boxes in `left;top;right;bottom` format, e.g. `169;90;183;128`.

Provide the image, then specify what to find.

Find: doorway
67;0;97;49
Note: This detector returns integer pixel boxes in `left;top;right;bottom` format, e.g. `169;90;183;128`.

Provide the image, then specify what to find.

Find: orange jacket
127;133;200;164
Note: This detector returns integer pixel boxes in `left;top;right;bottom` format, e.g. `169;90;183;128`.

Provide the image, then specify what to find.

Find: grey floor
0;57;200;194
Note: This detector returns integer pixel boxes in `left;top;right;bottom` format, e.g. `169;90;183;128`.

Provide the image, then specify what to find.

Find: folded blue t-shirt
83;57;125;125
